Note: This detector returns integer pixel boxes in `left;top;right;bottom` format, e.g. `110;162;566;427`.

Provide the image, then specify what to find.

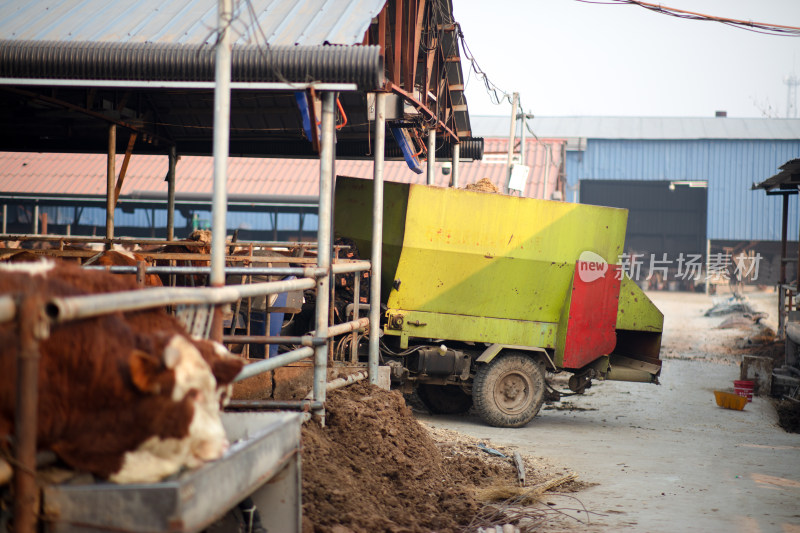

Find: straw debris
475;473;579;505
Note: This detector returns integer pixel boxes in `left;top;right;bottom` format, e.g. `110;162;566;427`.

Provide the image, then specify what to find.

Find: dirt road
416;291;800;532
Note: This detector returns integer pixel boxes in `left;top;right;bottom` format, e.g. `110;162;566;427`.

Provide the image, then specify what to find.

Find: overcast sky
453;0;800;118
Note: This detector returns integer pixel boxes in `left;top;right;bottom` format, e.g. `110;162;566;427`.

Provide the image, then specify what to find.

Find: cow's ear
212;358;244;385
128;349;164;393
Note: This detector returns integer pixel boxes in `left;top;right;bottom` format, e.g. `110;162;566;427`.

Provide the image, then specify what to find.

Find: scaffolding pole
313;92;336;424
369;93;386;384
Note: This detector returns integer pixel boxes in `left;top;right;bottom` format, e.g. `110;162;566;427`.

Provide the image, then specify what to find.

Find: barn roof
0;138;565;203
0;0;481;161
472;115;800;141
0;0;385;88
0;0;385;47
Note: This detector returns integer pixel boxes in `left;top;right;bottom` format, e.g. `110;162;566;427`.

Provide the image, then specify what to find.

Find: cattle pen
0;52;389;533
1;266;376;531
0;93;386;529
0;0;488;530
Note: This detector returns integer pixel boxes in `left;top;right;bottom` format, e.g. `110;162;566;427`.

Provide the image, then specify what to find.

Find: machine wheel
473;353;545;428
416;384;473;415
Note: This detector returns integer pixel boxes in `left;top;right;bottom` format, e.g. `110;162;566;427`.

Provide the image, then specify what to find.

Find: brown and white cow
90;249;163;288
1;248;161;288
0;261;243;484
150;230;213;287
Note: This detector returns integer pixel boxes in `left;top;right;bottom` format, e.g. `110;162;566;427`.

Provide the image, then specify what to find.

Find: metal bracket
387;313;405;330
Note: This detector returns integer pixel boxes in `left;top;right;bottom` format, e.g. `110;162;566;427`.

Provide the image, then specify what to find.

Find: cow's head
116;335;233;482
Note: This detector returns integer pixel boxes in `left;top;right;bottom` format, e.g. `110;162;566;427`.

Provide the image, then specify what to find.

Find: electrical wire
457;18;562;184
196;0;238;51
242;0;310;86
456;23;513;106
380;339;424;357
200;0;321;88
575;0;800;37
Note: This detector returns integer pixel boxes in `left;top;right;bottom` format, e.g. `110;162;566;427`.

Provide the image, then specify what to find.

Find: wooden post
167;147;177;241
779;193;789;336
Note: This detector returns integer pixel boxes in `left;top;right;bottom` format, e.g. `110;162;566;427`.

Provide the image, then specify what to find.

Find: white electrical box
508;164;530;193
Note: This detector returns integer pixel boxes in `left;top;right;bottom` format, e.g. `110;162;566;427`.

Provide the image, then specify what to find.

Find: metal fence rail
0;234;318;249
46;278;317;323
43;263;373;385
81;260;370;278
233;346;315;382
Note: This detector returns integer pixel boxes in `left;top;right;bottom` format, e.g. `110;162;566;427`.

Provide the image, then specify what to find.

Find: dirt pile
301;383;585;532
464;178;499;193
301;382;501;533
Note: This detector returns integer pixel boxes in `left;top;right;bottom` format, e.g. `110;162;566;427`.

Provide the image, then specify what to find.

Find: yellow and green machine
335;177;663;428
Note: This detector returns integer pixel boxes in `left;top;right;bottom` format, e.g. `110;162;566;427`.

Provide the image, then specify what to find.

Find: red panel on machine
562;262;621;369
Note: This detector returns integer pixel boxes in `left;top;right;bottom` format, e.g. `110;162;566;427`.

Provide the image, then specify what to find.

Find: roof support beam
0;79;357;91
387;82;458;142
378;9;386;61
0;86;173;146
113;132;137;205
423;25;437;111
403;0;413;89
411;0;426;89
106;124;116;246
308;88;321;153
393;0;403;85
166;147;176;241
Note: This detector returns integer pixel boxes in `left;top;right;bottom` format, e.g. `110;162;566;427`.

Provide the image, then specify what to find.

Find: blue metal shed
472;116;800;242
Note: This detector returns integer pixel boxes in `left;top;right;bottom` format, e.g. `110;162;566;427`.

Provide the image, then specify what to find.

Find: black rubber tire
473;353;545;428
416;383;473;415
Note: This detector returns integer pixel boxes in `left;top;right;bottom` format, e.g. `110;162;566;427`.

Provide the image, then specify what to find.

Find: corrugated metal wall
567;139;800;241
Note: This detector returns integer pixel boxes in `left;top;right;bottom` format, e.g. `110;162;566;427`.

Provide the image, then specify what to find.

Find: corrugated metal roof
0;139;565;202
0;0;385;46
471;115;800;141
752;158;800;192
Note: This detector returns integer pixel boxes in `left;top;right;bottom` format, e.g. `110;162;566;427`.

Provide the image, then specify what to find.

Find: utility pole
517;110;534;197
519;108;526;173
505;92;519;193
427;129;436;185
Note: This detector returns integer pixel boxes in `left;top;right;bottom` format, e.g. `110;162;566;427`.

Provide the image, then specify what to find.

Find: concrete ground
416;290;800;533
